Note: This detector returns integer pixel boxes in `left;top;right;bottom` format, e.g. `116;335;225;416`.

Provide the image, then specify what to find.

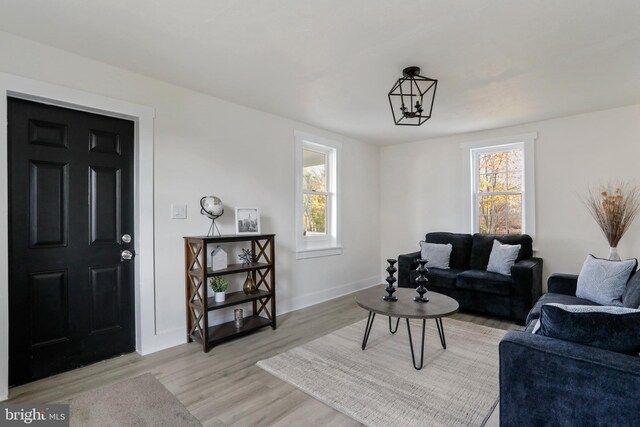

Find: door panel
29;270;69;348
28;119;68;148
89;129;121;155
89;166;121;245
89;265;121;334
29;161;68;247
8;97;135;387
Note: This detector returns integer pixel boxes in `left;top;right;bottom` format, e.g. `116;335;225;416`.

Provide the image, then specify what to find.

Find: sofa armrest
500;331;640;427
547;273;578;295
509;257;543;325
398;251;421;288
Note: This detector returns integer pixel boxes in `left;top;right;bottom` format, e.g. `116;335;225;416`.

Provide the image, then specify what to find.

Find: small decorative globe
200;196;224;218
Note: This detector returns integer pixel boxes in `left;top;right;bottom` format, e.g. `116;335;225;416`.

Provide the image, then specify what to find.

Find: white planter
214;292;226;302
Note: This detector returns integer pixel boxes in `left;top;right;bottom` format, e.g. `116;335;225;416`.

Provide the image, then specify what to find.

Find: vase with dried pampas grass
583;182;640;260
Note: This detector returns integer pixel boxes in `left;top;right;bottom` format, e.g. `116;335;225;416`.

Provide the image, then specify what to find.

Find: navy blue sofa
500;273;640;426
398;232;542;325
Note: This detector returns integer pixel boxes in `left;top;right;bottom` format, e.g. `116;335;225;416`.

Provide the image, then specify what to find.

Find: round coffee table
355;285;459;370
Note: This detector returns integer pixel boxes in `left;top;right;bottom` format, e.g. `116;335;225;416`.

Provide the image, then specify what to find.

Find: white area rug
257;317;506;427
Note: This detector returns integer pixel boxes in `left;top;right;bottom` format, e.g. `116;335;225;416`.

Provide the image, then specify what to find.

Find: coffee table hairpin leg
389;317;400;334
361;312;376;350
406;317;447;370
363;313;401;350
435;317;447;349
406;318;427;370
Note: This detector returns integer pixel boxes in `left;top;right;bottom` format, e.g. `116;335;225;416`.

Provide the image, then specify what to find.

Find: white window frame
461;133;536;236
294;131;342;259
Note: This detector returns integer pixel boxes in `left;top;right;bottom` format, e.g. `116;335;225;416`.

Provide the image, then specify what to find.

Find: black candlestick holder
383;259;398;301
414;259;429;303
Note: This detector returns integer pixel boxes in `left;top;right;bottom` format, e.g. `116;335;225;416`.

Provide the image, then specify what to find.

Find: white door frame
0;73;158;400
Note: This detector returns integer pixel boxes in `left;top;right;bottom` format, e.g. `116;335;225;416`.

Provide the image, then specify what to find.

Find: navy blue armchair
500;274;640;426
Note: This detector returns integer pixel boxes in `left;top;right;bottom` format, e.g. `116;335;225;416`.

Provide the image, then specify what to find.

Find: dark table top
355;285;459;319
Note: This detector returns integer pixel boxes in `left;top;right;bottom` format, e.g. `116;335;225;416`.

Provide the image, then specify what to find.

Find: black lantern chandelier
388;66;438;126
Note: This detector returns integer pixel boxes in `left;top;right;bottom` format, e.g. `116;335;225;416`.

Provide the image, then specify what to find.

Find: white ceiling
1;1;640;145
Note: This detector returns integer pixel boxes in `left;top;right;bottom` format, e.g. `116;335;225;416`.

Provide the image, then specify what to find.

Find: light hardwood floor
7;290;519;426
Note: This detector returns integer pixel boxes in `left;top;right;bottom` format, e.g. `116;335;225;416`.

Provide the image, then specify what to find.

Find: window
463;133;536;236
474;146;523;234
295;131;342;259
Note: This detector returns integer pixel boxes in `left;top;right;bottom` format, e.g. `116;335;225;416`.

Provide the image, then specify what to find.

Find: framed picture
235;207;261;235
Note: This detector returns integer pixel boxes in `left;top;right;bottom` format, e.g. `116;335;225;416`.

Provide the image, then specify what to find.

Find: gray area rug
257;317;506;427
64;373;201;427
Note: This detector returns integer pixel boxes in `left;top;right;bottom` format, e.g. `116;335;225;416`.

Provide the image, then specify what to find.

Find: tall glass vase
608;247;621;261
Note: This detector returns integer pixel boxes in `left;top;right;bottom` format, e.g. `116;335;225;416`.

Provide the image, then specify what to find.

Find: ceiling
1;1;640;145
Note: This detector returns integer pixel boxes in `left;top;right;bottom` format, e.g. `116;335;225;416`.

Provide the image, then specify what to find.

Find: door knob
121;249;135;261
122;234;132;243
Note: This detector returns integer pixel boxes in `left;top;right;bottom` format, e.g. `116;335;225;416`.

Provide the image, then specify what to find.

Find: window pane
478;195;492;217
507;149;523;171
303;149;326;192
478;174;494;192
507;173;522;191
492;194;507;215
507;217;522;234
303;194;327;235
493;216;508;234
478;151;507;176
494;173;507;192
478;215;492;234
507;194;522;217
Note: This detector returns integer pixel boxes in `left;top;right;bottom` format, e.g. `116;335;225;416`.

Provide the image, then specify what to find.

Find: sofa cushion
410;268;462;290
419;241;452;269
456;269;512;296
487;240;521;276
537;303;640;355
575;255;637;306
526;293;601;325
622;272;640;309
424;232;472;270
469;234;533;270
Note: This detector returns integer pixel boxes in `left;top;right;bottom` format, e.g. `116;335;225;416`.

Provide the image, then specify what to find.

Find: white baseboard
138;327;186;356
278;276;380;314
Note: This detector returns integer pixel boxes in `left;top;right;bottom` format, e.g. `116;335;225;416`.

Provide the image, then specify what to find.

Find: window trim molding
461;132;537;236
294;131;342;259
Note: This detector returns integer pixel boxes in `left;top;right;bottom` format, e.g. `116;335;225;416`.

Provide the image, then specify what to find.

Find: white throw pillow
418;242;453;269
575;255;637;306
486;240;521;276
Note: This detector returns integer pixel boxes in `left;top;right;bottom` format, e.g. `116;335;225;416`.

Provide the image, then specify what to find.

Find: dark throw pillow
537;303;640;356
622;272;640;309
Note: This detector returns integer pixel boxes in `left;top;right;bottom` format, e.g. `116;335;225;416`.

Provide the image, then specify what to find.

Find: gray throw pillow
486;240;521;276
419;241;452;269
575;255;637;306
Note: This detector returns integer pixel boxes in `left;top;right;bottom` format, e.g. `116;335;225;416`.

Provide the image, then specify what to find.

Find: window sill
295;246;343;260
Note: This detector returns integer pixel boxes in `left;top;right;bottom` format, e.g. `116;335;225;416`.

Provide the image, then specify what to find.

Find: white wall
0;32;380;346
381;104;640;286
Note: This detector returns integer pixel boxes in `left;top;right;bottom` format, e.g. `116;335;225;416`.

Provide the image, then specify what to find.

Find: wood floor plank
7;288;518;425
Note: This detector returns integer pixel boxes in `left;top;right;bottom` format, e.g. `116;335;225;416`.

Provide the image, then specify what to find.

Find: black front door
8;97;135;387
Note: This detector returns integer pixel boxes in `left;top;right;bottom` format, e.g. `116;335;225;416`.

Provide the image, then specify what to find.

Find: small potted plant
209;277;229;302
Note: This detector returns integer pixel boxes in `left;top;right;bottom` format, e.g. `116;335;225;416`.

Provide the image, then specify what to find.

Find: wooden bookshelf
184;234;276;352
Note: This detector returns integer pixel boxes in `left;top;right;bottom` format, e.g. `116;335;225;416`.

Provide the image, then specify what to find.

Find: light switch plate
171;204;187;219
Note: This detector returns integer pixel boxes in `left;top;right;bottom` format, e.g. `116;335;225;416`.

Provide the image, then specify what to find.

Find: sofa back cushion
424;232;472;270
622;271;640;309
470;234;533;270
536;303;640;355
